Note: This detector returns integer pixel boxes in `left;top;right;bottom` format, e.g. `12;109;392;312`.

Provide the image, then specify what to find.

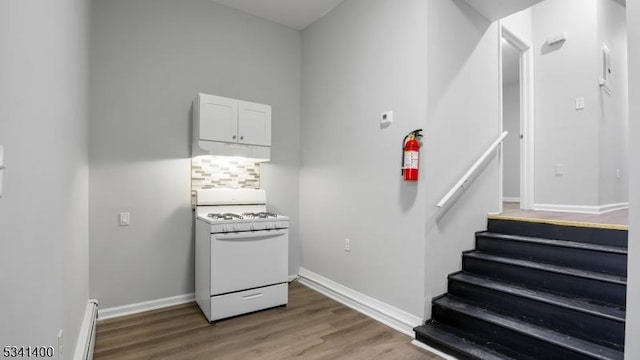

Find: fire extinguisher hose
401;133;410;175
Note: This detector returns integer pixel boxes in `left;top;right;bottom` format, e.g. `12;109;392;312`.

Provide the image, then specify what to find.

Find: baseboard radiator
75;299;99;360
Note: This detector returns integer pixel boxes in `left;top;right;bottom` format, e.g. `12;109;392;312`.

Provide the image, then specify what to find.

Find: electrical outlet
345;238;351;252
555;164;565;176
58;329;63;360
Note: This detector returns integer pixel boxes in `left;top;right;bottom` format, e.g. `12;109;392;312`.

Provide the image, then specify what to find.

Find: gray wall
532;0;600;207
300;0;429;317
89;0;301;309
0;0;90;355
597;0;628;206
423;0;501;314
502;7;533;45
299;0;502;319
625;1;639;358
530;0;628;209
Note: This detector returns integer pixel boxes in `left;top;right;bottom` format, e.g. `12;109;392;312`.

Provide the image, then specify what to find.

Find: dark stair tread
464;251;627;285
486;218;628;248
415;321;526;360
477;231;628;254
435;296;624;360
450;272;626;322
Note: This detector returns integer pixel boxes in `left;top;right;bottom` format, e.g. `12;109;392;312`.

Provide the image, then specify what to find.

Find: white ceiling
210;0;345;30
211;0;624;31
463;0;545;21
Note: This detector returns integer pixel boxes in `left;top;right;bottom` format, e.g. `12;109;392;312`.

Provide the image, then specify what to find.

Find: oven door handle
214;229;287;240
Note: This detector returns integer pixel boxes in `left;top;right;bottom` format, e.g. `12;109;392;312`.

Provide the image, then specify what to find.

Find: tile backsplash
191;156;260;191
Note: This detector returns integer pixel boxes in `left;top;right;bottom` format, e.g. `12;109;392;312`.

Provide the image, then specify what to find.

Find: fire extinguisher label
404;151;419;168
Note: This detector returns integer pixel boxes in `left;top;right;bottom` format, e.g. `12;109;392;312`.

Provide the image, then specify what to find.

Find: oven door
210;229;288;295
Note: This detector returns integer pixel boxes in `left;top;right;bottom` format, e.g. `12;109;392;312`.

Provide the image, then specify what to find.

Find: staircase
414;217;627;360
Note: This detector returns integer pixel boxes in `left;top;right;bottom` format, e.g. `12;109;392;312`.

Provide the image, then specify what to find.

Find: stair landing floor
495;202;628;229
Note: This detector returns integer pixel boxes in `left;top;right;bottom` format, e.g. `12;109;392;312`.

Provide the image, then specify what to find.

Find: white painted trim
503;197;520;203
600;202;630;213
297;268;422;337
74;299;98;360
498;23;505;215
288;274;299;282
98;293;195;320
533;202;629;214
411;340;458;360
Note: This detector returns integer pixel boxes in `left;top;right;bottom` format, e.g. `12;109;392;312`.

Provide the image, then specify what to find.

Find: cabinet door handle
240;136;244;140
232;135;237;140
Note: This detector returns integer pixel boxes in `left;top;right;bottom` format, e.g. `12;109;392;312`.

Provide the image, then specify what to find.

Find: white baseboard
599;202;630;213
98;293;195;321
288;274;299;282
503;197;520;203
533;202;629;214
297;268;422;337
74;299;98;360
411;340;458;360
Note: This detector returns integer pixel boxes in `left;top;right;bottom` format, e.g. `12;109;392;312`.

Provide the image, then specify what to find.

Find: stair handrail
436;131;508;208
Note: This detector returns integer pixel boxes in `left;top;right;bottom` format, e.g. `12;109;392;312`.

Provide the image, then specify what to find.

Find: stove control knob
222;225;230;232
250;224;256;231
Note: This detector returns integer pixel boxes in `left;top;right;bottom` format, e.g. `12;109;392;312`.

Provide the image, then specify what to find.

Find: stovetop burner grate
242;212;278;219
206;212;279;220
207;213;243;220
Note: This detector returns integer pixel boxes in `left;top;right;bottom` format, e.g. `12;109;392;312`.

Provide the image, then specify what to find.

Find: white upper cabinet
199;95;238;143
238;100;271;146
195;93;271;147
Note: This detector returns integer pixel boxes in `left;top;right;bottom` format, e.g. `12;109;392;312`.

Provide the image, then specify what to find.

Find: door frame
499;24;535;211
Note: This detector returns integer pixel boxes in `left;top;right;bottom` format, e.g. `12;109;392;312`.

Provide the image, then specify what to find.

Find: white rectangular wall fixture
546;33;567;45
0;145;5;197
380;111;393;127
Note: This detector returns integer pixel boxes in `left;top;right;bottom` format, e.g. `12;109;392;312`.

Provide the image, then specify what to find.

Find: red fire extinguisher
402;129;423;181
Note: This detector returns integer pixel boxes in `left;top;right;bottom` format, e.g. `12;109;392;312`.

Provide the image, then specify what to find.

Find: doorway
500;26;534;211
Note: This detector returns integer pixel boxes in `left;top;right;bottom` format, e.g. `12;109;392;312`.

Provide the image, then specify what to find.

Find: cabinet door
199;94;238;143
238;100;271;146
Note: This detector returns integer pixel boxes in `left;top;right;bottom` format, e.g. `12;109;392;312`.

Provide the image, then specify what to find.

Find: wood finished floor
499;202;628;227
94;281;441;360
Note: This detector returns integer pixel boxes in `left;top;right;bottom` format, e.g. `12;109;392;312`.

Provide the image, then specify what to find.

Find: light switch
575;97;585;110
119;212;131;226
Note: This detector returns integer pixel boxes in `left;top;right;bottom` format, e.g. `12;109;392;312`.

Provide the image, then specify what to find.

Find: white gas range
194;188;289;322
